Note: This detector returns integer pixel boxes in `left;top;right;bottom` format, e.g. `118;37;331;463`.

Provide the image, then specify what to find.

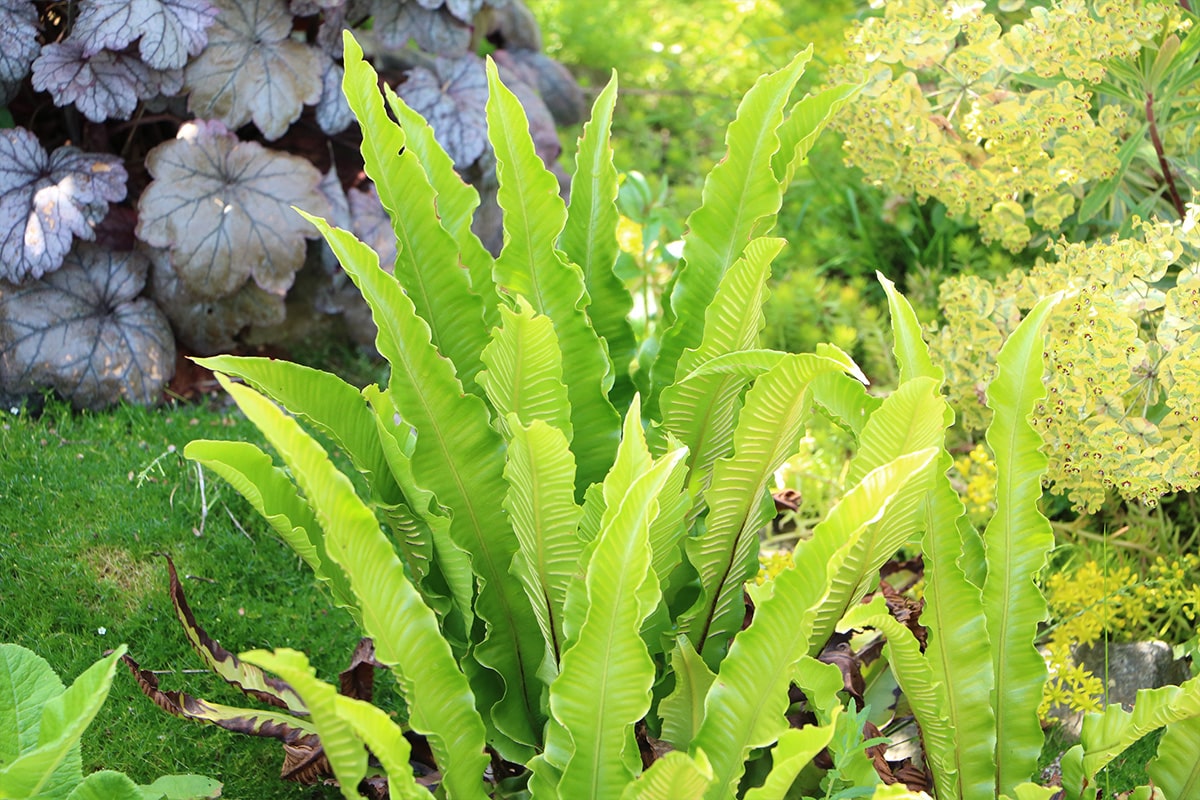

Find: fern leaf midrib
396;329;538;723
695;493;764;654
493;102;550;314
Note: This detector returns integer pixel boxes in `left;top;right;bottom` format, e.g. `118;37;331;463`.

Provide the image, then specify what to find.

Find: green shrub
129;30;1200;800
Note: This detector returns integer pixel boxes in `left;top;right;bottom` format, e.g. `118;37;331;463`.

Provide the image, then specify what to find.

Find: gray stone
1043;640;1191;740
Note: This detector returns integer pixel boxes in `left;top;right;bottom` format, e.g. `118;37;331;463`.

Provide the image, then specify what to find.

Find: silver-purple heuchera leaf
72;0;218;70
185;0;323;140
136;120;329;301
0;0;39;105
396;54;488;167
0;128;128;284
0;243;175;409
147;246;285;354
373;2;471;55
32;41;184;122
316;61;354;135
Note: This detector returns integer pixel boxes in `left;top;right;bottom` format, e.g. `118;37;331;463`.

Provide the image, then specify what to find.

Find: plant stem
1145;91;1187;219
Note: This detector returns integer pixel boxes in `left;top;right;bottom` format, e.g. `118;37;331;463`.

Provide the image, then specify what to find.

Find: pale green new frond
921;457;998;800
742;714;839;800
560;73;635;402
504;418;583;674
808;372;881;439
304;213;544;755
660;237;782;499
63;771;142;800
840;596;958;800
544;447;687;800
1147;715;1200;798
1079;674;1200;778
331;695;430;800
689;556;829;800
878;272;943;385
679;353;844;663
183;439;357;619
981;295;1059;796
649;50;812;410
773;81;861;187
192;354;398;503
486;58;621;492
619;751;713;800
214;376;489;800
364;385;474;642
382;86;499;321
659;635;717;749
805;447;939;652
341;34;490;390
240;649;368;800
479;299;573;439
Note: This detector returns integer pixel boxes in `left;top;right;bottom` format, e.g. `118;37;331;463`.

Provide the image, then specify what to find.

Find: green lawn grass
0;395;363;799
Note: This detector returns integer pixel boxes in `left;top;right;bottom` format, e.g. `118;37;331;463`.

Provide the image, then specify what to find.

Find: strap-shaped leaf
342;33;489;391
878;272;943;386
805;447;939;652
772;82;861;187
544;447;687;800
920;454;998;800
0;646;125;797
331;694;429;800
679;353;844;662
1147;715;1200;798
808;372;881;439
659;635;716;749
559;73;635;405
981;295;1059;796
214;375;489;800
839;595;958;800
240;649;369;800
741;714;839;800
192;354;398;503
504;418;583;674
486;58;621;492
363;384;473;639
184;439;357;618
846;376;946;486
619;751;713;800
660;237;781;500
649;49;811;410
688;551;829;800
478;299;573;439
1079;675;1200;778
304;213;545;756
383;84;499;322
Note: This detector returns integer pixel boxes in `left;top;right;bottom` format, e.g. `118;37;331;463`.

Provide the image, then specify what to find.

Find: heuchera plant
0;0;582;409
125;31;1200;800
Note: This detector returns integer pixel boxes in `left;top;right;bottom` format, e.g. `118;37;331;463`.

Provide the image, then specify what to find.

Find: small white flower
9;407;17;415
97;627;107;636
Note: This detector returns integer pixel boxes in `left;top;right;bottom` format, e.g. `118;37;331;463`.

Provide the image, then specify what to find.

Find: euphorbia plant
127;29;1200;800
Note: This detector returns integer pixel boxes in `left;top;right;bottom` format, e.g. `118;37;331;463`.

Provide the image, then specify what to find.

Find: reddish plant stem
1145;91;1187;219
1180;0;1192;13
